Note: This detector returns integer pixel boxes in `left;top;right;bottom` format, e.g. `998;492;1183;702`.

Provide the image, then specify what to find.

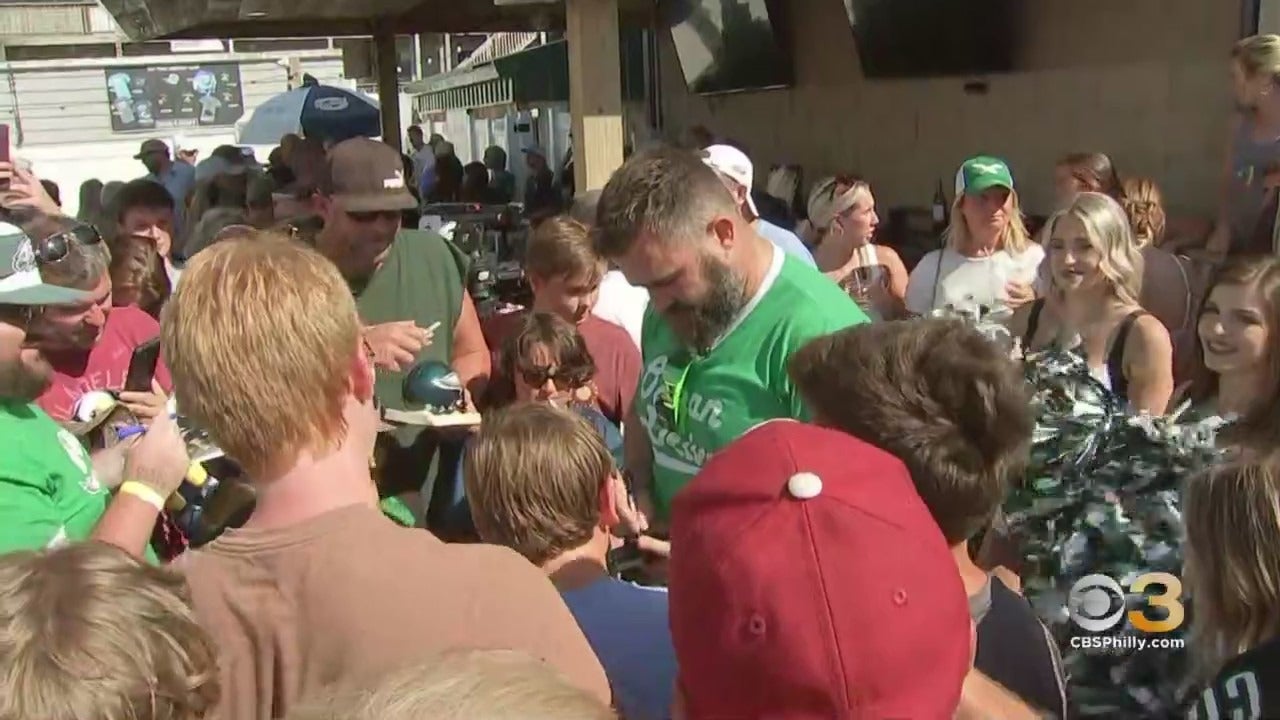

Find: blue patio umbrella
237;75;382;145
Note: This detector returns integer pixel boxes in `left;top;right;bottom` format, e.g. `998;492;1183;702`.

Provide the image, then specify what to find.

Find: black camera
422;203;532;317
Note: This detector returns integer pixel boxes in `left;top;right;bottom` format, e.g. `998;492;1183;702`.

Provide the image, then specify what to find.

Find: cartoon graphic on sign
104;63;244;133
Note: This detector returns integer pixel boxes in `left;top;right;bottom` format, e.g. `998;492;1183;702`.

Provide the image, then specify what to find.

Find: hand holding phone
124;337;162;393
118;338;167;422
0;124;10;191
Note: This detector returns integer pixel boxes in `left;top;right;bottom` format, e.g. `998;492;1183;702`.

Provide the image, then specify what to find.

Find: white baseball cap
0;221;92;305
701;144;759;219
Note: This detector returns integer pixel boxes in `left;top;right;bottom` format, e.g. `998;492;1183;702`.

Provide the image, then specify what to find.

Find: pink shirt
36;305;173;421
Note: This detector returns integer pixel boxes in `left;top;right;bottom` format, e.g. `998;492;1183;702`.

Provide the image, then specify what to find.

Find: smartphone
124;337;162;393
607;537;648;578
0;124;11;190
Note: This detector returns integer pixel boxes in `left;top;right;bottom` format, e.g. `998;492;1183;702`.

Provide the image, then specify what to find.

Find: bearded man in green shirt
0;216;189;559
592;146;870;525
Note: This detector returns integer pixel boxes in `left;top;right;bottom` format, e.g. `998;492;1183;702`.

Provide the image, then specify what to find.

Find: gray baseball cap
0;221;91;305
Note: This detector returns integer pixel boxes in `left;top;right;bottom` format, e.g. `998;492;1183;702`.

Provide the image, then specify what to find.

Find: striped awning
416;76;515;113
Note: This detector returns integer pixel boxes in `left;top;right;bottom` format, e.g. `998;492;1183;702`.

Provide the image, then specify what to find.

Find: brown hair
286;649;615;720
464;403;614;566
109;233;171;319
0;543;220;720
788;319;1033;544
1057;152;1124;201
525;215;604;283
592;145;738;258
485;311;597;409
1185;460;1280;684
1120;177;1167;248
1191;256;1280;451
161;231;361;475
114;179;176;224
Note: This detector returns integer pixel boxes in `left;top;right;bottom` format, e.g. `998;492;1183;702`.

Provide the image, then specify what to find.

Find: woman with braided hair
803;175;908;320
1121;177;1167;247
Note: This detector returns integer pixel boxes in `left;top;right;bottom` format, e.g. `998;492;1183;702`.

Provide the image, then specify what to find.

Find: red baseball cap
669;420;971;719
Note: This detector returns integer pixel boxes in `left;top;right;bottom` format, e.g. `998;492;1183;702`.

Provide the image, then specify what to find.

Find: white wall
660;0;1240;219
4;50;345;217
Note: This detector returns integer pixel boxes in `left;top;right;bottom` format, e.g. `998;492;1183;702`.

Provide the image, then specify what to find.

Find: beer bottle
931;179;948;232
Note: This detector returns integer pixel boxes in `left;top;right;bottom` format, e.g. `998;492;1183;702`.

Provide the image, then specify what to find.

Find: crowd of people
5;29;1280;720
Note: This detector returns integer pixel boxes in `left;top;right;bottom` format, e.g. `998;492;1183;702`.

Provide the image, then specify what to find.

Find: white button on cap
787;472;823;500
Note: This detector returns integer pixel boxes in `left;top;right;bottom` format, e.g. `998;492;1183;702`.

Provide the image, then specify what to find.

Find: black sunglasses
518;363;590;389
825;174;865;201
32;224;103;265
346;210;402;224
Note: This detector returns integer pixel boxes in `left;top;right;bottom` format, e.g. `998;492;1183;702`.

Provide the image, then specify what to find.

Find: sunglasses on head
32;224;103;265
346;210;402;224
825;174;865;200
0;303;34;327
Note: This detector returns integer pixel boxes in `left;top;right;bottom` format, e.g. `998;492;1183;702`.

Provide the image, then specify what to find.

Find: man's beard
0;349;53;401
663;252;749;354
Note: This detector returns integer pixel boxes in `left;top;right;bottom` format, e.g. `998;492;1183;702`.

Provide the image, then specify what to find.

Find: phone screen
124;337;162;392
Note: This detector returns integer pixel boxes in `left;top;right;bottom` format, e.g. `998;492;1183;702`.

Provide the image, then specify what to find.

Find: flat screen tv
842;0;1024;79
666;0;793;96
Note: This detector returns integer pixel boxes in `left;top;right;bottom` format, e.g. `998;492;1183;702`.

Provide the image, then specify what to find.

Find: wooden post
566;0;624;191
374;27;402;151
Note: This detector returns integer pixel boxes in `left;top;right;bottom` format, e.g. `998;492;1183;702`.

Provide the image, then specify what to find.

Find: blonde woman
905;156;1042;316
1183;461;1280;718
805;175;908;319
1207;34;1280;260
1007;192;1174;414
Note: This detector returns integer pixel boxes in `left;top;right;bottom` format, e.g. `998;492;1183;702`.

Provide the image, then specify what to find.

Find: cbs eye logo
1068;572;1185;633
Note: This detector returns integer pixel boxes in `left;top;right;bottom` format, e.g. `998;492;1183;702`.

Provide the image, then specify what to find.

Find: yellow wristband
119;481;166;512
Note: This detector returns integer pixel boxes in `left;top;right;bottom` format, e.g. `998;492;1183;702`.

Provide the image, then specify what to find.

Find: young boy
789;318;1068;718
465;402;676;720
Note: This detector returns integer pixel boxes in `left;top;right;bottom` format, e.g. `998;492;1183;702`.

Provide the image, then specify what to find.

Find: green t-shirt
636;248;869;518
0;400;110;554
356;229;469;500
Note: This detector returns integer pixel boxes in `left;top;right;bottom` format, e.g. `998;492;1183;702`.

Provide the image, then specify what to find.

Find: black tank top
1024;300;1146;402
1023;298;1047;350
1106;310;1145;402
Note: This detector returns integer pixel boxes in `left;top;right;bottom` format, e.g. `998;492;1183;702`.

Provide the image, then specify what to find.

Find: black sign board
105;63;245;133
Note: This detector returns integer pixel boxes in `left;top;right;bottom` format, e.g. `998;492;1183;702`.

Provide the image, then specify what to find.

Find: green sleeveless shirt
356;229;469;502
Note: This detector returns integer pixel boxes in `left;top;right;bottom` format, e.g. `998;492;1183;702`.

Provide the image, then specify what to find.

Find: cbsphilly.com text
1070;635;1186;652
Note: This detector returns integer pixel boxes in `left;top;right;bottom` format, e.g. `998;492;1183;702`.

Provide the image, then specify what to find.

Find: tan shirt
181;504;610;719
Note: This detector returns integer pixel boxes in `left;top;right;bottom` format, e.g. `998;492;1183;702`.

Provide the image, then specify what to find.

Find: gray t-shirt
1226;117;1280;254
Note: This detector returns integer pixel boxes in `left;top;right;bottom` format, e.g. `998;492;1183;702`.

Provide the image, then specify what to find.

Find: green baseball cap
955;156;1014;196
